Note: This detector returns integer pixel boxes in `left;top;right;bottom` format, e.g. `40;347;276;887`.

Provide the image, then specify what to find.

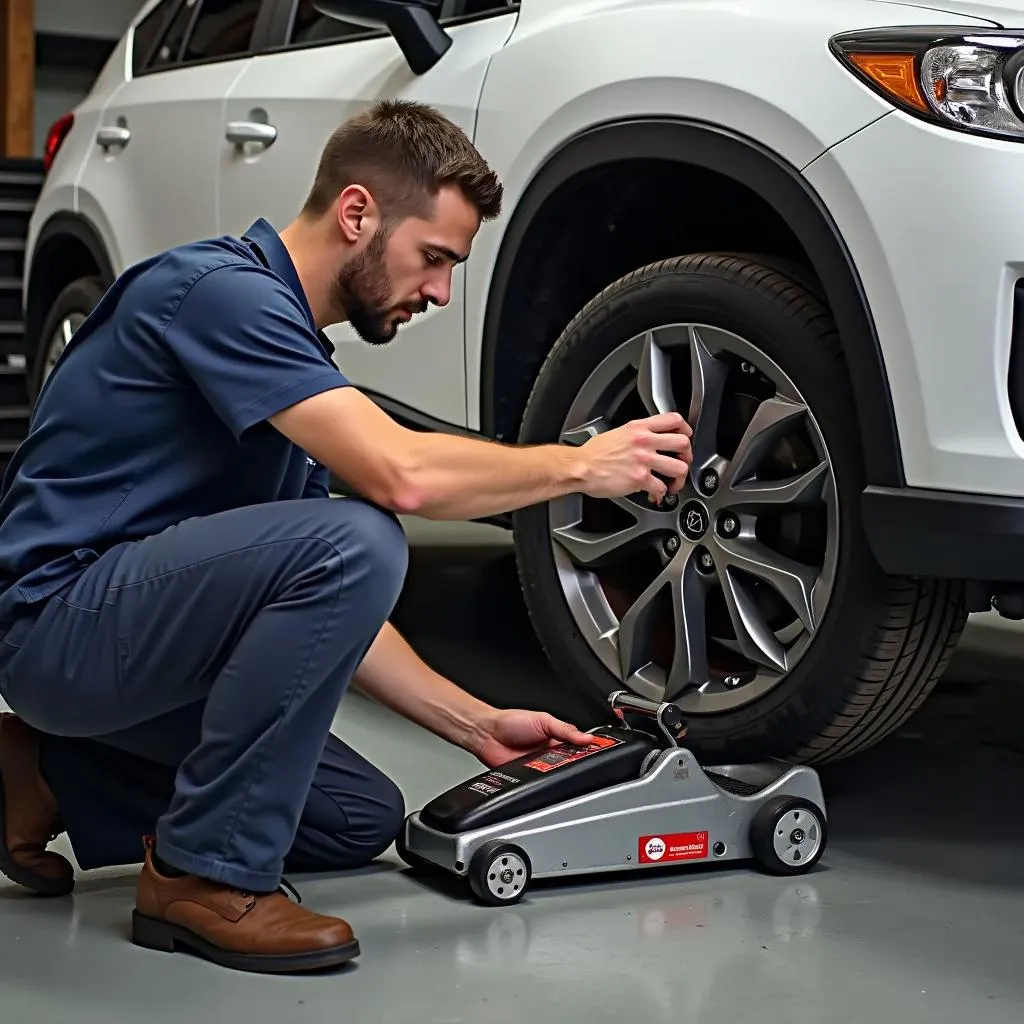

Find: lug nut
700;469;719;495
662;493;678;509
664;535;680;555
717;512;739;539
695;546;715;575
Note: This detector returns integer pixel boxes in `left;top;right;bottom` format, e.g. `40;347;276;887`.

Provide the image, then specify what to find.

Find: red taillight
43;113;75;175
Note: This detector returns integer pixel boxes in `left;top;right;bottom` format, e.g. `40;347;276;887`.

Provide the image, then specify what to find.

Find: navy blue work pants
0;497;409;892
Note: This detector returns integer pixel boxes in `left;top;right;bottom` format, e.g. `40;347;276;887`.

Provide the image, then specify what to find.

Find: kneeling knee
296;772;406;872
357;775;407;861
336;499;409;609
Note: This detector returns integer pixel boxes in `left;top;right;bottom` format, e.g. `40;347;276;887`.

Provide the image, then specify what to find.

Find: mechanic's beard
333;227;404;346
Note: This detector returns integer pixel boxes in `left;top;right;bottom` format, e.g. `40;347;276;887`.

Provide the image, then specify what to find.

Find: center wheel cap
680;500;710;542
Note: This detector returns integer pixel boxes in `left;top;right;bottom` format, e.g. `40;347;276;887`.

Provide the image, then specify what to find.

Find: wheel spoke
687;327;730;466
638;330;678;417
726;460;829;512
560;416;607;447
552;516;649;568
667;556;710;698
718;564;788;674
718;536;820;633
722;396;807;487
616;552;708;696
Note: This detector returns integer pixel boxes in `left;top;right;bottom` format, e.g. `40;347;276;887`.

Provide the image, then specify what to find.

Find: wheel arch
479;117;905;489
25;212;116;372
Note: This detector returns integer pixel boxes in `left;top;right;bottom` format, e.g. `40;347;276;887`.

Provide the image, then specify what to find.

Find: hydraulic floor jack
396;691;828;905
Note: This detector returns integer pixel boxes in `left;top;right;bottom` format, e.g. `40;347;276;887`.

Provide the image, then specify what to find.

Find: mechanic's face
333;185;479;346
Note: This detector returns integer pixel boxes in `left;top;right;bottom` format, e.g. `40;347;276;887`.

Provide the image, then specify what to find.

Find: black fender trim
863;485;1024;583
333;387;513;529
29;211;116;285
479;117;905;489
25;211;117;354
361;386;482;440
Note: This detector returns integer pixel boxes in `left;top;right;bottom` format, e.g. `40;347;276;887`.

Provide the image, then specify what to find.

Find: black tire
468;841;531;906
512;254;967;765
30;276;107;401
749;796;827;876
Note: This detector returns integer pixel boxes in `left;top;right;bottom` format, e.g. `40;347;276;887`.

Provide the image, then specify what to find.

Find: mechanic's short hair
303;98;503;224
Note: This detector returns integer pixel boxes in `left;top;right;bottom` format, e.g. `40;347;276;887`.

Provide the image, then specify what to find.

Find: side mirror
311;0;452;75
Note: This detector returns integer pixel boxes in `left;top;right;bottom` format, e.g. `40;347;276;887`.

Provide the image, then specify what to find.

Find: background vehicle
22;0;1024;764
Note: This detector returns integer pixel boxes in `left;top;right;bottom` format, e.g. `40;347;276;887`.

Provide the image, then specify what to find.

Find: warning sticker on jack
524;734;621;772
468;770;522;796
638;831;709;863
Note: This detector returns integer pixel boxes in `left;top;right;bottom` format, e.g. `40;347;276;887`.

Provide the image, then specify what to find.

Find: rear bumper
862;486;1024;582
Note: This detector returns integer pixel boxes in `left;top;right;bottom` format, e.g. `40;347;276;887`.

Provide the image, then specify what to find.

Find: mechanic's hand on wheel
472;709;594;768
579;411;693;504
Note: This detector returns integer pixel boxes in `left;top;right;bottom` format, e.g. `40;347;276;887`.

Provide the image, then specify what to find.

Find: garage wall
36;0;144;37
34;0;146;157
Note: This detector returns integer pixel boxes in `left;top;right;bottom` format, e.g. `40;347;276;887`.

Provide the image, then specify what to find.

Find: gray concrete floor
4;526;1024;1022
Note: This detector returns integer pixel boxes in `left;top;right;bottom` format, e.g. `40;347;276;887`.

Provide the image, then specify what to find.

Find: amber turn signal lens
848;52;929;112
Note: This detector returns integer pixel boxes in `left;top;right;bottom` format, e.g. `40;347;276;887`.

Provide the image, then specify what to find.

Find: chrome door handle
96;126;131;149
225;121;277;148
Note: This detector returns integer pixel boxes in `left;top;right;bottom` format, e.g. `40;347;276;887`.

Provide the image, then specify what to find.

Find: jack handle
608;690;687;747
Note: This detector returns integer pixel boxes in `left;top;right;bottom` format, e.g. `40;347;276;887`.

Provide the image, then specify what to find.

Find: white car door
216;0;518;427
78;0;266;273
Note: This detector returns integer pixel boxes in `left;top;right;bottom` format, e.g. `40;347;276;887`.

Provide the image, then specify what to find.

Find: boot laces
236;877;302;904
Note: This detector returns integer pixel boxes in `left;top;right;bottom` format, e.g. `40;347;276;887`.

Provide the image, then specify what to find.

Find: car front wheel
512;254;967;764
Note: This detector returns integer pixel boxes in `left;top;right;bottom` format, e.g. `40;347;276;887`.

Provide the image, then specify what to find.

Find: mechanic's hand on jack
579;411;693;505
472;709;594;768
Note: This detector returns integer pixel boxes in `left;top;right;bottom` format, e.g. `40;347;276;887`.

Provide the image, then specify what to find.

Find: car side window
287;0;378;46
131;0;178;74
182;0;263;62
448;0;515;16
279;0;517;51
149;0;197;70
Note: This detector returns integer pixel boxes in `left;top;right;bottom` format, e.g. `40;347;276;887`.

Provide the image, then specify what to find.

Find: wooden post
0;0;35;158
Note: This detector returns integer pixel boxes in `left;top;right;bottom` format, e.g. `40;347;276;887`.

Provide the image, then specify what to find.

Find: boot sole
0;773;74;897
132;910;361;973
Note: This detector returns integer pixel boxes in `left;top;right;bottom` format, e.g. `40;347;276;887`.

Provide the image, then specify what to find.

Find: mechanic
0;99;693;974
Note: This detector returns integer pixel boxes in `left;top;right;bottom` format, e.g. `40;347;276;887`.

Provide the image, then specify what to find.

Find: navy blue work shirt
0;218;351;621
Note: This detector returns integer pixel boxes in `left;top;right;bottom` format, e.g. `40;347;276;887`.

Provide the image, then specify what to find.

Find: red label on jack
524;734;621;772
638;831;709;863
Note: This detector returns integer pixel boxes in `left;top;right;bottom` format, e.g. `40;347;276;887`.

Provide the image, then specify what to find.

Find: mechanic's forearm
352;622;496;753
270;387;590;519
397;432;588;520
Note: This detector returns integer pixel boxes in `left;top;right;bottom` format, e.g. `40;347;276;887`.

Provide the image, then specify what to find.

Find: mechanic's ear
335;184;375;244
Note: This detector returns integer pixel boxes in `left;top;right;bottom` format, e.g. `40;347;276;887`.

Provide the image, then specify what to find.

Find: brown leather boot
132;837;360;973
0;713;74;897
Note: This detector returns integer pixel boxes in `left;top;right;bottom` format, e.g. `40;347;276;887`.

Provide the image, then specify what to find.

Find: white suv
22;0;1024;764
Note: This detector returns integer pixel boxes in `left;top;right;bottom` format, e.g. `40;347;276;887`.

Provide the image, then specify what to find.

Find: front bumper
804;108;1024;500
806;102;1024;585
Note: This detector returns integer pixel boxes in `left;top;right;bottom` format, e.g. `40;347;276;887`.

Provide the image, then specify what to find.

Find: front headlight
831;28;1024;140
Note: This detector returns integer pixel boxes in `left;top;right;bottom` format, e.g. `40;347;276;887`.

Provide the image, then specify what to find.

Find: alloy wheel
548;322;839;714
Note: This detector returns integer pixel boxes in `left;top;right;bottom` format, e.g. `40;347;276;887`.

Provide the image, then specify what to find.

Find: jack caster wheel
468;841;532;906
750;796;827;876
